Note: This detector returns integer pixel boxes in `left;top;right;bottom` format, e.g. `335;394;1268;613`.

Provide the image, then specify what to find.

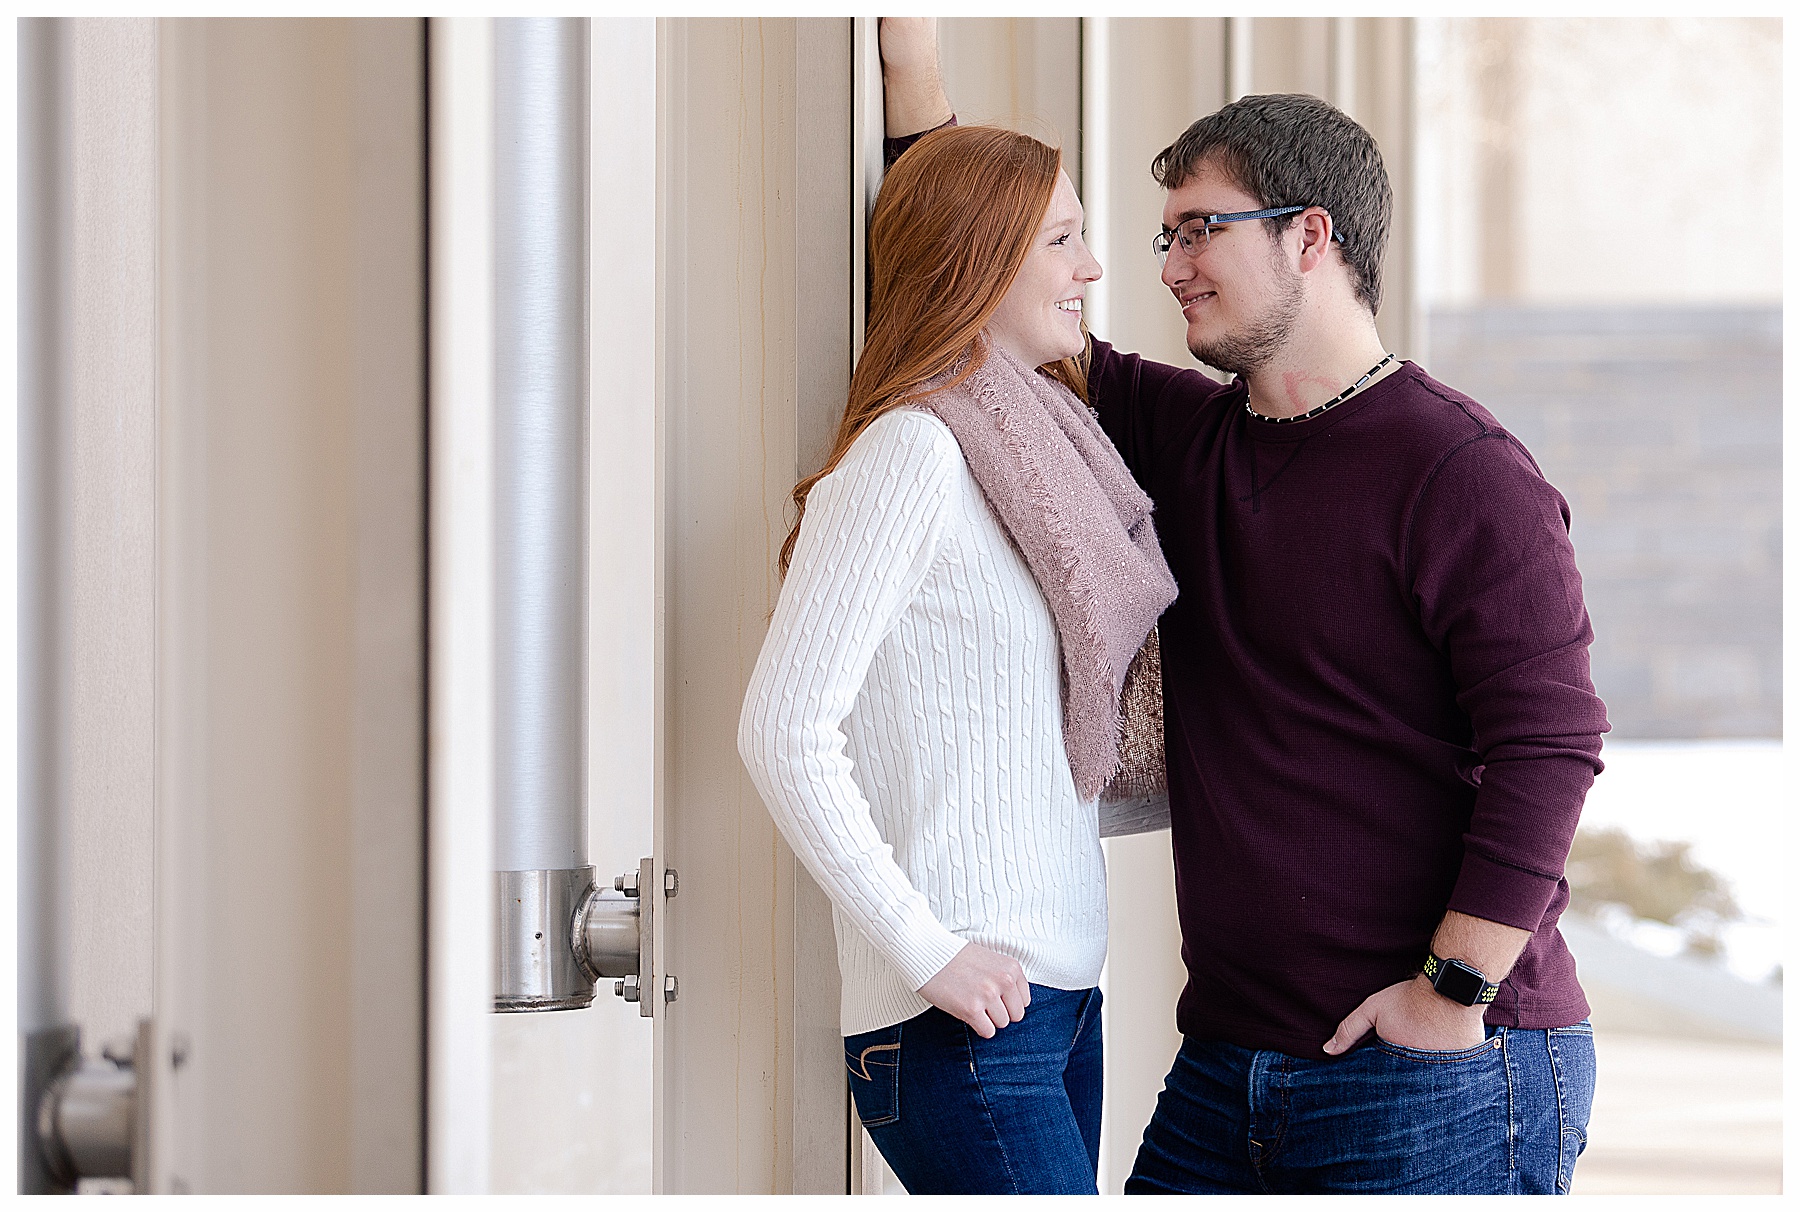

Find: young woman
737;126;1176;1195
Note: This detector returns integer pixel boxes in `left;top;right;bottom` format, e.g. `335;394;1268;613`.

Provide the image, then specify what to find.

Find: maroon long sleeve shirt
1089;341;1607;1055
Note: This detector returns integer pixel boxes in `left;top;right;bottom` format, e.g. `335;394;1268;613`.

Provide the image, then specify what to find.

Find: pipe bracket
495;867;597;1012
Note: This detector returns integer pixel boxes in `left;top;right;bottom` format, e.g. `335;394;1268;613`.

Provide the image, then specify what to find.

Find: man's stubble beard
1187;245;1305;379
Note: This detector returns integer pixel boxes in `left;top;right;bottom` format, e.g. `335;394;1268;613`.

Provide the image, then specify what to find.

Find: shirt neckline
1237;360;1417;443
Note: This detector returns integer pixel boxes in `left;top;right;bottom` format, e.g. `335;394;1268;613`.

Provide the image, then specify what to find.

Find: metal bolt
663;868;679;898
619;975;641;1003
615;871;640;897
664;974;679;1004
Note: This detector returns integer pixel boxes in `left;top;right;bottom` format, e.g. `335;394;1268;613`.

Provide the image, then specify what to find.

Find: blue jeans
845;985;1104;1194
1126;1022;1596;1194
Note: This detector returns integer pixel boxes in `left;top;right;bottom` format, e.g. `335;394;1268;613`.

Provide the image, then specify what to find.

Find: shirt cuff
1445;847;1563;933
883;114;957;171
887;910;970;992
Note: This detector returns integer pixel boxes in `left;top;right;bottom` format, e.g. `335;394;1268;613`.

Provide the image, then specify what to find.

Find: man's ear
1295;208;1335;274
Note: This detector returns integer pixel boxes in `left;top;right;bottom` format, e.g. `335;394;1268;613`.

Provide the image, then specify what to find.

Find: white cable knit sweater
739;409;1108;1034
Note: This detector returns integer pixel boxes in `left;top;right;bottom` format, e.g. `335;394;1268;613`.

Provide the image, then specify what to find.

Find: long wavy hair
778;125;1089;576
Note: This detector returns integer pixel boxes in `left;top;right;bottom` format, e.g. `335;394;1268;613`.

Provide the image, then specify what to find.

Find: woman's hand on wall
918;942;1031;1038
879;17;937;78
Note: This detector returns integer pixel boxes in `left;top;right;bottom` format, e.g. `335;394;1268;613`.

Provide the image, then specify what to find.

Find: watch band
1423;952;1500;1007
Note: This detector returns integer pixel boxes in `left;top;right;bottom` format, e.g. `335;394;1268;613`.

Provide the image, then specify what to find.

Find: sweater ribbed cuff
1445;848;1562;933
885;913;970;992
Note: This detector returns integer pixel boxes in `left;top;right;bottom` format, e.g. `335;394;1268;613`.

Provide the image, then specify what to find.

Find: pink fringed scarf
910;344;1178;802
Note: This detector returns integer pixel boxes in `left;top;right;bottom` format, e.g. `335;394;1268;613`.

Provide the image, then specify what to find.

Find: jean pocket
1372;1035;1503;1064
845;1023;903;1128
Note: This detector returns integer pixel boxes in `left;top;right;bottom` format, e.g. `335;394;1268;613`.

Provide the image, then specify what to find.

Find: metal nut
663;868;679;898
615;871;640;897
619;975;641;1003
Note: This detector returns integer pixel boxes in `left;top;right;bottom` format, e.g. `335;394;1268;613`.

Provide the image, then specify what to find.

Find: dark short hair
1151;94;1391;314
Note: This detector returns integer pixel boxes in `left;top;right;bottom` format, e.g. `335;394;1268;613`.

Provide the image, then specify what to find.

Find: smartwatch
1422;952;1499;1007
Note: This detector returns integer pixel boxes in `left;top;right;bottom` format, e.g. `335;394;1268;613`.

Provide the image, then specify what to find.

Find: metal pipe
577;893;640;980
19;11;73;1048
19;17;82;1194
494;16;588;874
40;1063;135;1184
492;17;592;1010
494;867;596;1011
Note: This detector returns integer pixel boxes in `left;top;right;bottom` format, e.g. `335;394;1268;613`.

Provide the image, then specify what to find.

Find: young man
880;19;1607;1196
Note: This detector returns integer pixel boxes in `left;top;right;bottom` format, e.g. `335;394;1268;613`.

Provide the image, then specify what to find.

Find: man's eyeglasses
1152;206;1345;267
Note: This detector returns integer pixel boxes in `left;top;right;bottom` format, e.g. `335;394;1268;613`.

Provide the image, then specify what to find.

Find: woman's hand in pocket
919;943;1030;1039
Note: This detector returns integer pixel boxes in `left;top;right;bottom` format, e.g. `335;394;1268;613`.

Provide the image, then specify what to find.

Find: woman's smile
985;170;1103;368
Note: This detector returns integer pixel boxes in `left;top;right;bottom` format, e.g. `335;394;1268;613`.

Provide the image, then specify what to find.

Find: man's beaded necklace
1245;353;1396;424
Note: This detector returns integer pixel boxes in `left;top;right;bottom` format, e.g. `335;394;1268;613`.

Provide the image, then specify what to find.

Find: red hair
779;125;1087;575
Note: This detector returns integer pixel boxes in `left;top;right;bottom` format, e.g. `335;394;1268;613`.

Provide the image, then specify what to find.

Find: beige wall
154;18;425;1193
655;17;852;1194
44;16;425;1194
423;16;494;1194
937;18;1082;188
1418;18;1781;305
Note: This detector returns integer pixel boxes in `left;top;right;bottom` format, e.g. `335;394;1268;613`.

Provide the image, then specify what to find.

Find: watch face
1435;959;1487;1006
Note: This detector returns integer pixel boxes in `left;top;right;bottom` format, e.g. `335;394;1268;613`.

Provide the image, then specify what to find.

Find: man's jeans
1126;1022;1596;1194
845;985;1103;1194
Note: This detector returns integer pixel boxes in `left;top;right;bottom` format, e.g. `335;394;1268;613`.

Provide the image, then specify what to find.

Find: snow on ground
1577;739;1784;983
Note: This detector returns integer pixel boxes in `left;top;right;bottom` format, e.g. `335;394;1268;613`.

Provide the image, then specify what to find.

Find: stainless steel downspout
491;17;653;1013
493;17;588;884
19;16;80;1190
19;20;146;1191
